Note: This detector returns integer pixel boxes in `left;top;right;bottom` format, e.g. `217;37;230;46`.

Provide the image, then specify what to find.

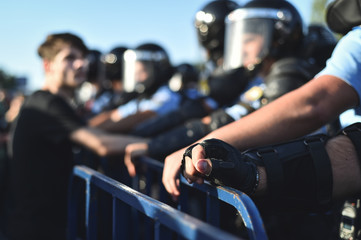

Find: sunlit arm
70;127;148;156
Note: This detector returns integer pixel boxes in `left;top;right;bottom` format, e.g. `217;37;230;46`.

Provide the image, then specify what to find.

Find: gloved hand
181;138;259;195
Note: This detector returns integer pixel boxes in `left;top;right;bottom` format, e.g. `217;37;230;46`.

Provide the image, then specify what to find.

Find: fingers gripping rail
183;135;333;212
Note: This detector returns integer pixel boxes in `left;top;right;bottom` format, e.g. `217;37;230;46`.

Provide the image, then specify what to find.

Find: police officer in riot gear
176;0;361;239
128;0;246;138
158;0;343;238
194;0;239;67
103;46;139;107
74;49;105;118
89;42;185;133
88;46;139;116
127;0;334;162
122;43;175;97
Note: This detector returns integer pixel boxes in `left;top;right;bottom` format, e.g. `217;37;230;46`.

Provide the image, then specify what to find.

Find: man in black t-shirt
2;33;145;240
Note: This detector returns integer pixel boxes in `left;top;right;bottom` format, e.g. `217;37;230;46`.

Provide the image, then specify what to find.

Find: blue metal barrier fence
134;156;268;240
68;165;244;240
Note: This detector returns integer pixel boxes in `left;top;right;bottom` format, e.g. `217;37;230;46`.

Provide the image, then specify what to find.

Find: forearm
202;76;356;151
92;110;157;133
88;110;113;127
99;134;150;156
71;127;149;156
254;135;361;200
200;95;321;151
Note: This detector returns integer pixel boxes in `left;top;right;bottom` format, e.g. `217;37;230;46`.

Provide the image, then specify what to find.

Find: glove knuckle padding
200;139;239;185
195;138;258;195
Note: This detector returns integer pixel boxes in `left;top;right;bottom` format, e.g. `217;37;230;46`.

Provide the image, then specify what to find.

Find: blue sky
0;0;314;91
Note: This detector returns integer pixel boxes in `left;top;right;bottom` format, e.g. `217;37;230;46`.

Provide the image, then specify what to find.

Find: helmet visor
123;49;166;93
223;8;291;71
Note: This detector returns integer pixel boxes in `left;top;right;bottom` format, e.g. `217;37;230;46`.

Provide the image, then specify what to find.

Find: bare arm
162;75;359;199
207;75;358;150
70;127;148;156
88;109;157;133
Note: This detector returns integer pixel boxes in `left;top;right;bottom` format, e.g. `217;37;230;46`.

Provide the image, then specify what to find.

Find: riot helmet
223;0;306;71
103;46;128;82
168;63;199;92
77;49;103;104
123;43;174;96
303;24;337;69
194;0;240;64
326;0;361;35
86;49;104;84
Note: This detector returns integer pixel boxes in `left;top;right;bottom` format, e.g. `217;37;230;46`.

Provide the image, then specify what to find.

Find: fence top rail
180;176;268;240
73;165;243;240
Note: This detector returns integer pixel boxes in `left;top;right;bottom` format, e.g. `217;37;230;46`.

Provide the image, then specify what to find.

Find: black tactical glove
181;138;259;195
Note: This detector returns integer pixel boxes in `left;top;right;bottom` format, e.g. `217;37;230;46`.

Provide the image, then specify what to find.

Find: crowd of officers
1;0;361;239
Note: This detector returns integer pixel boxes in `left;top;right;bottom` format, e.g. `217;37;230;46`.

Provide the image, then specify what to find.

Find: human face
48;46;88;89
241;33;265;69
134;61;149;83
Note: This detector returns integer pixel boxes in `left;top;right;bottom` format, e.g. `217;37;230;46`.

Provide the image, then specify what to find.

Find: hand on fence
181;138;259;195
124;142;149;177
162;149;185;201
181;143;211;185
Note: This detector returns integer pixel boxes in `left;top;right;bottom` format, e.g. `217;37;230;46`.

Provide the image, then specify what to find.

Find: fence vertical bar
112;197;120;240
206;191;220;227
67;174;80;240
85;179;98;240
71;165;243;240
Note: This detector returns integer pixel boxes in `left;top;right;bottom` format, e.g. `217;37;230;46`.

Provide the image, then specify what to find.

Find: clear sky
0;0;314;92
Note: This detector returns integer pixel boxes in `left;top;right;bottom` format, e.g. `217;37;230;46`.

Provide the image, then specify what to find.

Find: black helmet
103;46;128;82
86;49;103;84
303;24;337;69
168;63;200;92
123;43;174;96
326;0;361;35
194;0;240;64
223;0;306;71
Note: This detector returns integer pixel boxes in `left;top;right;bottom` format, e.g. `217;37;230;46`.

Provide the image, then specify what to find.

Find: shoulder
332;27;361;54
23;90;60;111
267;57;318;84
345;26;361;39
152;85;180;100
26;90;64;105
318;27;361;78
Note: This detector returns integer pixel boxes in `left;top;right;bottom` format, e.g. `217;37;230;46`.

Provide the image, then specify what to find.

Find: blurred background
0;0;322;92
